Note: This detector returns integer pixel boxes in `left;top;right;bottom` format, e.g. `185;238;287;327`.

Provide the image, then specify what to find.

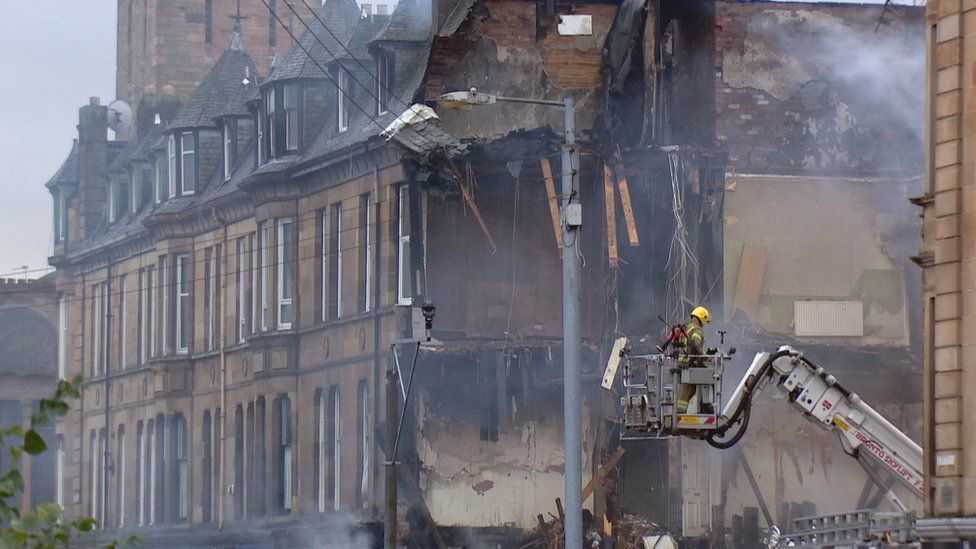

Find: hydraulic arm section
613;344;923;504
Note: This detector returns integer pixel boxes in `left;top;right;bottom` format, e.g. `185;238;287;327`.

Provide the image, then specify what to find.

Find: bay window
176;254;190;353
277;218;294;329
397;185;412;305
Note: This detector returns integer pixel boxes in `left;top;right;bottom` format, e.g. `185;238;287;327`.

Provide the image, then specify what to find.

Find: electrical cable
259;0;386;131
296;0;414;111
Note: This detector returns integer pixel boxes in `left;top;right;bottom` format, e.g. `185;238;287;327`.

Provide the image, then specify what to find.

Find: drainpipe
372;165;382;511
103;261;112;529
217;212;229;529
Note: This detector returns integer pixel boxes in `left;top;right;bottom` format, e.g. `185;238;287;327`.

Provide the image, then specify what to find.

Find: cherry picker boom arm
713;346;923;501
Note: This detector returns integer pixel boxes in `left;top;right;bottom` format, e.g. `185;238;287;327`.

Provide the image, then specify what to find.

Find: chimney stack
76;98;109;239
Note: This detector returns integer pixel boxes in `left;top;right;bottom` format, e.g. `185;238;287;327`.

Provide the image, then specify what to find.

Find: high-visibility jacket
677;320;704;367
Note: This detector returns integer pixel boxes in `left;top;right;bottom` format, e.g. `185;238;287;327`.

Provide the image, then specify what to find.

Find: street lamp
438;88;583;549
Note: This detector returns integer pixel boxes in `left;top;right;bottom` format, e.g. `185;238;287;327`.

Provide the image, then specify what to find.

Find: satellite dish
107;99;132;135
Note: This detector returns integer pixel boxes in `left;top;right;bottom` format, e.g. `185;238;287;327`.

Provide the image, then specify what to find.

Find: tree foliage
0;375;138;548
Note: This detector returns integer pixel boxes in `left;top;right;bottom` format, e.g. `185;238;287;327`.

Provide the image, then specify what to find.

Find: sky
0;0;916;279
0;1;116;278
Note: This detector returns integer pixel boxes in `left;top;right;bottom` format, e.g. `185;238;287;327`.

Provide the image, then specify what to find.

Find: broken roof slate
438;0;478;36
266;0;362;83
170;48;257;130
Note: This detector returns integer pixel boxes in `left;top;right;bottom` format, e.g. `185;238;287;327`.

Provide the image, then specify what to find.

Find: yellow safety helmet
691;306;711;325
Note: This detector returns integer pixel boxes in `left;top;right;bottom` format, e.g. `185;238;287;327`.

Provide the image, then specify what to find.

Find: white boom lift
609;341;923;518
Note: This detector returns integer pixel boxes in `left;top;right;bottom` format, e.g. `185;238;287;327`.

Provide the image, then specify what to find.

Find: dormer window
165;132;197;198
154;151;166;204
256;109;265;166
108;174;128;223
180;132;196;195
265;88;277;157
53;190;67;244
135;165;151;214
376;52;392;115
223;119;237;180
284;84;300;151
338;68;350;133
167;136;177;198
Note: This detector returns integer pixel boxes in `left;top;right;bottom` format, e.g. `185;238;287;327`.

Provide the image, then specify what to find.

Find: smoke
283;511;377;548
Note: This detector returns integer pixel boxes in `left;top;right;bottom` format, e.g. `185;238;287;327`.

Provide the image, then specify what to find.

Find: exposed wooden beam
540;156;563;249
613;146;639;246
449;160;498;254
603;163;619;267
615;171;639;247
582;445;626;502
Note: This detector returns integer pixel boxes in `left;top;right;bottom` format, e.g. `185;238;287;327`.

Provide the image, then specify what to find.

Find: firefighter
676;306;710;414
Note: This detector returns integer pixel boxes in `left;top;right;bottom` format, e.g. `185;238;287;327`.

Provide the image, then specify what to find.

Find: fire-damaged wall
715;2;923;171
435;0;619;139
413;347;596;528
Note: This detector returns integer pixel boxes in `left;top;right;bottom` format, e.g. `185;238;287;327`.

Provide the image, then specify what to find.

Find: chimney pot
90;96;100;106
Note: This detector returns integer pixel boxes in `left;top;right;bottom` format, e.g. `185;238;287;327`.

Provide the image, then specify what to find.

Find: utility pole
560;96;582;549
385;365;399;549
437;89;582;548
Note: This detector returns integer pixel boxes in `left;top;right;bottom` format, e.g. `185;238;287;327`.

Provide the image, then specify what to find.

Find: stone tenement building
914;0;976;541
0;275;60;515
47;0;925;545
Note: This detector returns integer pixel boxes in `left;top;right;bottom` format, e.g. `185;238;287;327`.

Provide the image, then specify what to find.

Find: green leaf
0;469;24;494
23;431;46;455
73;517;97;532
39;399;69;418
29;412;50;429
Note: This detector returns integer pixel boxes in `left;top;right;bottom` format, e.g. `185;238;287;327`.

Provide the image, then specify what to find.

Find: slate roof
60;0;468;261
107;138;139;172
252;38;435;177
131;127;164;161
345;15;391;59
44;141;79;189
169;48;257;130
373;0;433;43
266;0;363;83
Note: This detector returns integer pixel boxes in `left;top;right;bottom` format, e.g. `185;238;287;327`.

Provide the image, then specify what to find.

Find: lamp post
439;89;583;549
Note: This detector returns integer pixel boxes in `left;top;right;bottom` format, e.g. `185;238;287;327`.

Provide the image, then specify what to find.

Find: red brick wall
117;0;309;109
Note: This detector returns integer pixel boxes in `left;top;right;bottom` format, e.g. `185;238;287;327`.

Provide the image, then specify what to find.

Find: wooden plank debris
733;242;767;320
582;445;626;502
540;156;563;249
611;147;640;247
450;160;497;254
603;163;619;267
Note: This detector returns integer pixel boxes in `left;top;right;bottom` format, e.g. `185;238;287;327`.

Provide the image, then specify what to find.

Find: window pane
277;218;293;329
181;133;195;194
284;84;299;150
167;136;176;198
